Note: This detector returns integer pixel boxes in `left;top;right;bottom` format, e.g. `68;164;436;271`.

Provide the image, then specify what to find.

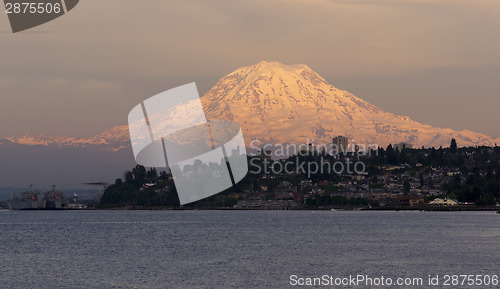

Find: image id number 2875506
5;2;62;14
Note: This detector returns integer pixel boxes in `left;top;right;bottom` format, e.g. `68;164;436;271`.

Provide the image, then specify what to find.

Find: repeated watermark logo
128;83;248;205
248;139;378;178
3;0;79;33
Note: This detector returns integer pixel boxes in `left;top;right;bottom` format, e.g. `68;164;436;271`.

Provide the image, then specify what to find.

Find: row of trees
99;165;179;208
364;141;498;169
99;139;499;208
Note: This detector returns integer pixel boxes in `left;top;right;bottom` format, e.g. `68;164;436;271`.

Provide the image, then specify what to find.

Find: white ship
7;185;46;210
7;185;68;210
44;185;69;209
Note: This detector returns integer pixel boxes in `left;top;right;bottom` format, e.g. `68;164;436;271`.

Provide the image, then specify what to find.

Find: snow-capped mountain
2;61;499;151
5;125;130;151
201;60;499;148
0;126;134;190
1;60;498;190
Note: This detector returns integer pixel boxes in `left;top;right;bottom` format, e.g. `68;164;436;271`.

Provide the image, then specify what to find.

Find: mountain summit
202;60;498;148
3;61;499;150
1;61;498;189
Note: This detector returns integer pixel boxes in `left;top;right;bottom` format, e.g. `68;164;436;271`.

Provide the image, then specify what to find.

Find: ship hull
7;200;46;210
46;200;63;209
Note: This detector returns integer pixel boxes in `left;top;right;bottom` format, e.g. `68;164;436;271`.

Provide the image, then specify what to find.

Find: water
0;210;498;288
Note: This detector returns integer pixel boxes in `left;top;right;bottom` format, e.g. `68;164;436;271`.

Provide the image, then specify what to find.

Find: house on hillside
429;198;458;206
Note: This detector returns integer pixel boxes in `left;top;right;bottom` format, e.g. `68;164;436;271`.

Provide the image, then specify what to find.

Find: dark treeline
99;166;179;208
360;144;500;203
99;140;500;208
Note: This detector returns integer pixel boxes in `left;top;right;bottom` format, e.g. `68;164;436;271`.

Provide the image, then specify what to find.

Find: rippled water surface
0;210;498;288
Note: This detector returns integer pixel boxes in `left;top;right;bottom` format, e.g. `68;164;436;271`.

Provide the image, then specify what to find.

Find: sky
1;0;499;139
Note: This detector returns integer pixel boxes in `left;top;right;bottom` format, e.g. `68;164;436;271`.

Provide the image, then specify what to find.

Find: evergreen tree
125;171;134;184
386;144;397;165
450;138;458;154
132;165;147;185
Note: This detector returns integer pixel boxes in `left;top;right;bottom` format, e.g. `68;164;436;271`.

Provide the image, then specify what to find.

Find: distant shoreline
3;205;499;212
92;206;500;212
